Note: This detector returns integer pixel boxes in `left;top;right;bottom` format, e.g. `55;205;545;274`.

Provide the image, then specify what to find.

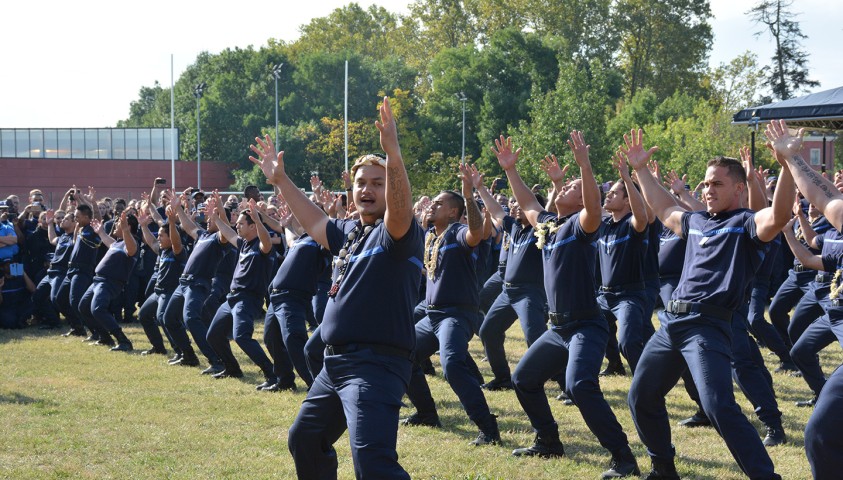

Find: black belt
600;281;645;293
426;304;478;313
180;273;195;281
325;343;412;360
548;307;601;326
816;273;832;283
665;300;731;322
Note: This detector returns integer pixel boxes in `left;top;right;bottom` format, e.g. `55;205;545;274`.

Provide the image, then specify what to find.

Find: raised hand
310;175;322;193
249;134;286;185
247;199;261;224
620;128;659;171
613;150;632;180
458;163;475;195
491;136;521;171
765;119;804;164
666;170;687;195
539;155;568;183
91;219;103;234
375;96;400;158
461;163;485;190
567;130;591;168
341;170;352;190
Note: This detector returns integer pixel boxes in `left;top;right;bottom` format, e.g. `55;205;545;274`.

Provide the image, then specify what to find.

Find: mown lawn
0;317;834;479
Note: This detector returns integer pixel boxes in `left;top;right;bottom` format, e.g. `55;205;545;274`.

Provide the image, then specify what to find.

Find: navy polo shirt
270;233;331;296
425;223;479;308
321;219;424;352
229;237;273;297
658;224;686;278
475;234;492;286
154;248;187;293
537;211;600;314
597;212;647;288
182;229;225;280
48;232;74;273
501;216;542;285
816;227;843;275
213;244;238;288
68;225;102;273
643;217;662;281
672;208;767;312
94;240;139;283
755;234;782;281
796;216;832;268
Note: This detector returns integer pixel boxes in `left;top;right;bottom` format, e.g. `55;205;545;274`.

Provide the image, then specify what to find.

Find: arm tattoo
791;154;837;199
465;196;482;233
387;166;407;209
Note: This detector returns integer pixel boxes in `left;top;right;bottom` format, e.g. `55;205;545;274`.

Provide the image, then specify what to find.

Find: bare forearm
272;174;328;239
213;215;238;244
465;195;483;240
385;156;414;239
503;167;542;225
633;167;680;220
785;154;842;214
784;230;824;270
579;165;602;232
677;190;704;211
476;185;505;224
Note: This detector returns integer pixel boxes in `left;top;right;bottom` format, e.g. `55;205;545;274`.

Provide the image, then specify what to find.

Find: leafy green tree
748;0;820;100
704;51;766;111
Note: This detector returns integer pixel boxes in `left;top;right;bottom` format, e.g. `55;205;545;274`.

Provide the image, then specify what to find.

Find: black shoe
63;328;87;337
201;365;225;375
110;342;133;352
260;382;297;392
212;369;244;379
172;355;200;367
167;353;183;365
482;377;514;391
141;348;167;356
556;391;570;401
763;426;787;447
470;415;501;446
94;337;115;347
512;434;564;458
600;362;626;377
602;451;640;478
255;378;279;390
796;396;817;407
643;459;680;480
84;334;100;343
401;412;442;428
678;410;711;428
774;361;798;373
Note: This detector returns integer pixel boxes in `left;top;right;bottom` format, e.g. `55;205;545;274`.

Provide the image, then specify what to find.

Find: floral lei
830;269;843;300
533;218;562;250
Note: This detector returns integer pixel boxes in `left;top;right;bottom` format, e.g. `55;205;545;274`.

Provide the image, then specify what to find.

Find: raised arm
666;170;704;211
741;146;768;212
248;199;273;255
91;218;115;248
211;196;239;245
375;97;414;240
492;136;543;227
174;192;200;240
45;210;59;246
120;212;137;258
767;119;843;231
466;164;507;227
458;163;484;247
782;218;824;270
166;205;182;255
567;130;602;234
614;151;648;233
753;127;796;242
250;135;330;250
621;129;684;236
138;212;160;254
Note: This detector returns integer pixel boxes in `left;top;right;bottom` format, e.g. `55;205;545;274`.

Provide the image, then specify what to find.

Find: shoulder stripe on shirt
688;227;745;236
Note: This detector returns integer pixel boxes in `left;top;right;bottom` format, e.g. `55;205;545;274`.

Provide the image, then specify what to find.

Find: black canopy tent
733;86;843;168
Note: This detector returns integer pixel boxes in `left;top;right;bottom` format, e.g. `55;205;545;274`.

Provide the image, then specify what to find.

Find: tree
705;52;766;112
615;0;712;100
748;0;819;100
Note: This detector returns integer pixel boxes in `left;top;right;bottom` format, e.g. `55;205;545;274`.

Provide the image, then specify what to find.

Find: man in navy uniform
251;97;423;479
205;196;277;387
55;202;102;339
624;126;789;480
489;133;640;478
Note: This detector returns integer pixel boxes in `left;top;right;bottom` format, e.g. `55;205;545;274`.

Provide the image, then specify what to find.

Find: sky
1;0;839;128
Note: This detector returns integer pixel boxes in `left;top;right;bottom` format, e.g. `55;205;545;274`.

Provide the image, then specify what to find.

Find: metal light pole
456;92;468;164
194;82;207;190
271;63;284;144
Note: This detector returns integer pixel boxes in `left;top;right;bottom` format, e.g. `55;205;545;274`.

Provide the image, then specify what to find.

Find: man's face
353;165;387;220
115;203;126;214
235;214;256;239
158;230;172;250
703;166;744;214
7;196;19;212
60;213;76;232
30;193;43;204
97;203;108;218
603;181;628;212
428;193;458;226
76;211;90;227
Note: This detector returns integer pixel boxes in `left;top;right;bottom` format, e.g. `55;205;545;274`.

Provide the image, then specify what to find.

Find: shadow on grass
0;391;58;407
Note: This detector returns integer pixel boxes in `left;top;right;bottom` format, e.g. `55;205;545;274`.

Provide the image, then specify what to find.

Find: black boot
763;424;787;447
643;458;680;480
470;414;501;446
512;430;565;458
171;348;200;366
602;447;640;478
600;360;626;377
401;411;442;427
110;329;133;352
677;409;710;427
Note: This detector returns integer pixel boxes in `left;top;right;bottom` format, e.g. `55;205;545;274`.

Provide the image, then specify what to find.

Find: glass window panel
1;129;15;157
15;130;29;158
137;129;151;159
29;129;44;158
57;129;71;158
810;148;821;165
111;130;125;159
150;129;164;159
85;129;98;159
71;129;85;159
98;129;112;159
44;129;57;158
125;129;138;160
163;128;179;160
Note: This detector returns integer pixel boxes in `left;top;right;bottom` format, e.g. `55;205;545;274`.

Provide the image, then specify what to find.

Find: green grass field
1;318;836;479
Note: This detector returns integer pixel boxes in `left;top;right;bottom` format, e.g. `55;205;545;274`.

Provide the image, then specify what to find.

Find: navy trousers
33;272;62;326
791;314;836;397
628;313;777;479
206;292;275;378
288;348;411;480
599;289;653;374
304;324;326;380
806;364;843;480
164;280;221;365
478;270;504;314
479;283;547;382
788;282;828;343
265;290;313;386
55;271;92;331
747;279;792;362
78;279;124;333
512;320;631;454
768;269;815;349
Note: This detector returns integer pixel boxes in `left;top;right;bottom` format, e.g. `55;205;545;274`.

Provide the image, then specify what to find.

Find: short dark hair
707;156;746;185
244;185;260;201
125;213;139;236
441;190;466;220
115;198;127;206
238;210;256;225
76;204;93;219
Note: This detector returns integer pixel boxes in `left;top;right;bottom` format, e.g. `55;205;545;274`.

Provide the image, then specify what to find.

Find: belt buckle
833;299;840;307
